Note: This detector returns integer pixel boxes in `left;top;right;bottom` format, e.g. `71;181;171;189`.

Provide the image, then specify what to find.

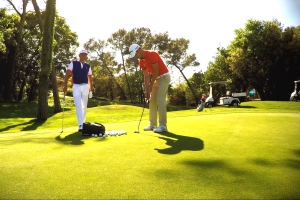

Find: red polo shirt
139;50;168;76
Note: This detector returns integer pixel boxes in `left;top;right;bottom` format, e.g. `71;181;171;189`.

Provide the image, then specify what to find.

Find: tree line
0;3;200;106
1;1;300;120
204;19;300;101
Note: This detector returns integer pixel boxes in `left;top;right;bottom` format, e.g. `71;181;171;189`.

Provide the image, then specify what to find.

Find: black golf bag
82;122;105;136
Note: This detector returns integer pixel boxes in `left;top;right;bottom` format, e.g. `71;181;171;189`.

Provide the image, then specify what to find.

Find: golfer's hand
145;91;151;101
145;86;152;100
89;91;93;98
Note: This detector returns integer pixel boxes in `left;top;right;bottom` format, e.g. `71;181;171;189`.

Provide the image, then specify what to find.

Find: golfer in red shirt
129;44;171;133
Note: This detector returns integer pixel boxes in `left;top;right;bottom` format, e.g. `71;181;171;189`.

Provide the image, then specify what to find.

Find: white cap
129;44;140;58
79;49;88;54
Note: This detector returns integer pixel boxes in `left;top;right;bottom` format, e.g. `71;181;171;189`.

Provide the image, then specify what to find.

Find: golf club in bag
134;99;149;133
60;93;65;134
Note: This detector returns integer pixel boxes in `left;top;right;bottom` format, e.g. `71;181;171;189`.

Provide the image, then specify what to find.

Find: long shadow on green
0;118;48;132
154;131;204;154
55;132;87;145
55;132;105;145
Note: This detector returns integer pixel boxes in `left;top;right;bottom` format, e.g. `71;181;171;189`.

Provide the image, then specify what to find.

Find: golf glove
88;91;93;98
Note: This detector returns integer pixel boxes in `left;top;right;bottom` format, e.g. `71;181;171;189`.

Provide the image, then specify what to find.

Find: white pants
149;74;171;127
72;84;89;126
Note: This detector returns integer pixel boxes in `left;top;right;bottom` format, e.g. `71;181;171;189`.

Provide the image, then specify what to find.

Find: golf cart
205;81;246;107
290;80;300;101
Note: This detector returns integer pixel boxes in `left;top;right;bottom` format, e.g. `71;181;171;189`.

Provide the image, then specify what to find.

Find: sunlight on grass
0;101;300;199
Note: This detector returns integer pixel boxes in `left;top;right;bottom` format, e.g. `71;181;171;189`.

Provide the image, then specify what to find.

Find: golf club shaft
137;100;148;131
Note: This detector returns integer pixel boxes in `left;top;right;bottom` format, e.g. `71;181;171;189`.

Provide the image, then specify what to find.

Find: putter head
134;130;140;133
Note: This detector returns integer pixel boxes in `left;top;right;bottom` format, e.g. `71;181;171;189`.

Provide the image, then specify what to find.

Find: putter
134;100;149;133
60;92;65;134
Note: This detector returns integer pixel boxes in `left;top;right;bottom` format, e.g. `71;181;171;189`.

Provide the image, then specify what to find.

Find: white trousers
72;84;89;126
149;74;171;127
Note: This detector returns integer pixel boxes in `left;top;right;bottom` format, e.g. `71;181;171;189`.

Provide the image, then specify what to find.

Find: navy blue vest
72;61;90;84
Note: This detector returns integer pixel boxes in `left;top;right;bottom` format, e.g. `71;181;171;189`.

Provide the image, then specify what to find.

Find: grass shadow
235;105;257;109
216;105;257;109
249;149;300;170
283;149;300;170
181;159;249;177
21;119;47;131
250;158;275;166
154;131;204;155
0;118;49;132
55;132;88;145
88;97;112;108
0;119;36;132
0;102;71;119
293;149;300;157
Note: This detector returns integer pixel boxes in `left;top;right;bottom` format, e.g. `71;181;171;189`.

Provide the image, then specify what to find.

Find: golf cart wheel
231;101;239;107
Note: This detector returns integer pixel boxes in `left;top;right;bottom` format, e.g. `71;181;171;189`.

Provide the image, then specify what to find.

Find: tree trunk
27;71;39;102
51;66;61;113
36;0;56;120
3;46;16;101
103;63;126;100
121;53;133;102
176;66;199;105
31;0;43;33
18;65;31;101
33;0;61;113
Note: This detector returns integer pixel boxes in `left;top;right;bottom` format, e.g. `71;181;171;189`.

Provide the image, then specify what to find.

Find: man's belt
74;83;87;85
156;72;170;80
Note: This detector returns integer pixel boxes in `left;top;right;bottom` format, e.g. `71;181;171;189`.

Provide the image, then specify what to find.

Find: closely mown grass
1;98;299;133
0;99;300;199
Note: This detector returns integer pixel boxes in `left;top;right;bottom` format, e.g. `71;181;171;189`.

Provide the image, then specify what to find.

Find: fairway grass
1;110;300;199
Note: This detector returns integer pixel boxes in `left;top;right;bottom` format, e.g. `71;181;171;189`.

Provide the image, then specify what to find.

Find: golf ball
92;134;95;137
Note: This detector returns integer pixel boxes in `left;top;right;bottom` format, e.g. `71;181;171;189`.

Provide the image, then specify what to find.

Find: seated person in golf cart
197;94;207;112
201;94;207;102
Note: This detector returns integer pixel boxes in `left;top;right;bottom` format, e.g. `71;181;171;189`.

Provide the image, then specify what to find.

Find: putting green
0;113;299;199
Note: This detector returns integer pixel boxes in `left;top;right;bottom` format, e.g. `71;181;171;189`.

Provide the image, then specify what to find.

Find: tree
226;19;300;100
84;38;126;100
107;29;132;101
163;38;200;104
1;0;29;102
32;0;78;112
36;0;56;120
0;8;14;101
184;71;205;106
124;28;154;102
203;47;247;95
0;10;5;53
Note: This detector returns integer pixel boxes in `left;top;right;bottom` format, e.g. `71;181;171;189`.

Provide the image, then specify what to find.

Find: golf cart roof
209;81;232;85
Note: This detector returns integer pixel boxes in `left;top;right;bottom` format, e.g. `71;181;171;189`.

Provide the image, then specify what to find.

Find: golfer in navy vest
63;50;93;132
